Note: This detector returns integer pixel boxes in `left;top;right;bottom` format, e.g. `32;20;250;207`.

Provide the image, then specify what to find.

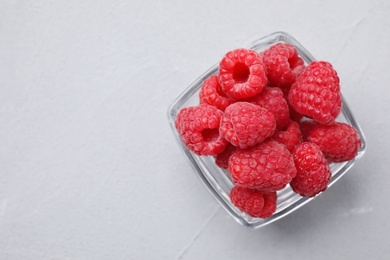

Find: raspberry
228;140;297;192
220;102;276;149
262;43;305;88
271;120;302;153
291;142;331;197
259;192;277;218
276;84;290;98
272;85;304;123
308;122;361;163
300;120;320;141
215;143;237;170
248;87;289;129
288;61;342;125
219;48;267;100
230;186;265;218
175;104;227;156
199;75;233;111
289;106;304;122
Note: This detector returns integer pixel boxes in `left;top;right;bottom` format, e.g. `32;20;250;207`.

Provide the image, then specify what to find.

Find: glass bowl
167;32;367;229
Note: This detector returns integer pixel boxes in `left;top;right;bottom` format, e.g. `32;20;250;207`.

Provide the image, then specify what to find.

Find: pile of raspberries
175;43;361;219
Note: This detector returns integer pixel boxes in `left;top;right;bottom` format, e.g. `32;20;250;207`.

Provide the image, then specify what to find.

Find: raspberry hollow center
201;128;220;142
232;63;250;83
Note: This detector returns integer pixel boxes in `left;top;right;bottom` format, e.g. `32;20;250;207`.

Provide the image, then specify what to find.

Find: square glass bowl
167;32;367;229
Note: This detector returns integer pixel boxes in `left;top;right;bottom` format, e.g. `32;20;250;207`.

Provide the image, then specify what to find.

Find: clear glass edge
167;31;367;229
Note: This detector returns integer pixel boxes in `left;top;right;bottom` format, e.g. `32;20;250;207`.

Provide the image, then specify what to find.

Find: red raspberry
288;61;342;125
291;142;332;197
262;43;305;88
308;122;361;163
259;192;277;218
228;140;297;192
230;186;264;218
220;102;276;149
300;120;320;141
271;120;302;153
199;75;233;111
219;48;267;100
272;85;304;123
248;87;289;129
215;143;237;170
289;106;304;122
175;104;227;156
276;84;290;98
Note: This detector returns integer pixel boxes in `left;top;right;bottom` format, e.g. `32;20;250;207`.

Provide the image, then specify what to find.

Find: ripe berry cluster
175;43;361;219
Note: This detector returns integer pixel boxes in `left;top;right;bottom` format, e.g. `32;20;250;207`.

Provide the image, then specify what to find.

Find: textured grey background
1;0;389;259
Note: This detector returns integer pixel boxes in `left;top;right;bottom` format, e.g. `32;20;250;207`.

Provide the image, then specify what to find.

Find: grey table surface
1;0;389;259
